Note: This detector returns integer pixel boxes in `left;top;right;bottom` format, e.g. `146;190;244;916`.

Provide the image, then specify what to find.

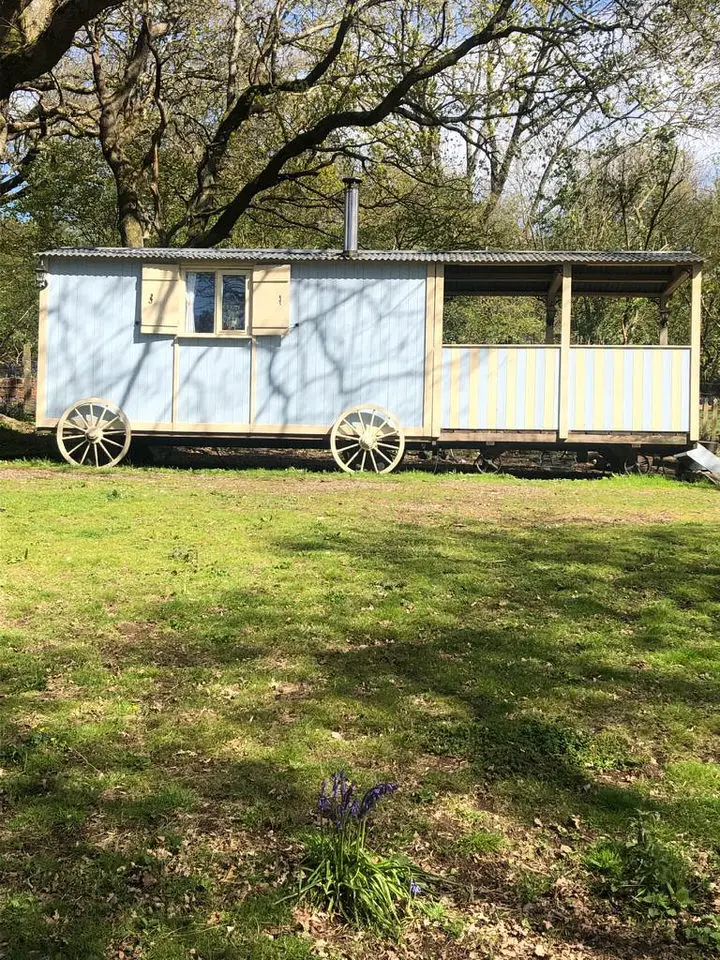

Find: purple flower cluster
317;771;398;830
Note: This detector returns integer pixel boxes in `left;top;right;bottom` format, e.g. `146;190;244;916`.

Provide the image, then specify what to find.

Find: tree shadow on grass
0;751;310;960
1;518;718;957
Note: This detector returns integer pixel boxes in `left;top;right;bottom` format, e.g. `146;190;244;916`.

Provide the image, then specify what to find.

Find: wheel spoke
344;448;362;469
339;442;360;461
101;415;123;430
331;404;404;475
57;400;130;467
71;412;90;430
338;421;360;438
98;439;114;463
66;439;87;457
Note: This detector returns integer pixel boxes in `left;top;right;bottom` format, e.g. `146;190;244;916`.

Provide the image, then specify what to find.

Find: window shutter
251;264;290;335
140;265;183;335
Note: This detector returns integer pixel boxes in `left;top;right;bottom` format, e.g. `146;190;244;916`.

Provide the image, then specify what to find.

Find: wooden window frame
183;268;252;339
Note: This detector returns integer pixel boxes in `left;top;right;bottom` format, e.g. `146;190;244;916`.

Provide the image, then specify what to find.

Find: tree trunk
119;210;144;247
0;99;8;158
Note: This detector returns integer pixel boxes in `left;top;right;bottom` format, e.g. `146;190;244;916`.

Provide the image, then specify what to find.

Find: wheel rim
330;404;405;474
636;454;653;475
56;398;131;467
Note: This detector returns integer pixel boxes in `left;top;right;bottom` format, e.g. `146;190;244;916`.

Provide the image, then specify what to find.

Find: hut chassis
36;246;702;472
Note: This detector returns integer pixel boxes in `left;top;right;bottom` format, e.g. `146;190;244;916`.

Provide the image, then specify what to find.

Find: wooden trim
448;348;461;427
217;269;251;334
35;278;49;425
651;350;664;431
544;349;557;429
568;431;687;444
140;264;183;335
181;266;251;336
250;264;290;336
558;264;572;439
573;347;586;430
547;268;563;305
612;352;623;429
486;347;498;429
442;342;559;349
568;344;689;351
524;349;536;428
39;418;427;434
690;264;702;441
505;348;518;428
36;413;686;447
592;349;605;430
430;264;445;436
663;267;689;299
468;348;480;428
631;350;644;431
670;350;683;430
440;429;558;443
177;332;251;341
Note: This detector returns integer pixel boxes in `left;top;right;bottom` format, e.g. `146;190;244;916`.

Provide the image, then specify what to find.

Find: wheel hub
358;428;377;451
86;427;102;442
330;404;405;475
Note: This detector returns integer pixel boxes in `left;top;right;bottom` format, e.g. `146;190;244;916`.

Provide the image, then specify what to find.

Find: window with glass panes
185;271;248;334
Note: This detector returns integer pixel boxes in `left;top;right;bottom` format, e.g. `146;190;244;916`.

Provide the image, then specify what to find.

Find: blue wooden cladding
45;261;174;423
254;262;427;427
41;255;694;441
568;348;690;433
441;347;559;430
177;339;252;424
441;345;691;433
43;258;427;430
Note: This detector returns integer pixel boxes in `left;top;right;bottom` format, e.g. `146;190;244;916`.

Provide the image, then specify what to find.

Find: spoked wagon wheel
56;398;131;468
623;453;653;476
474;451;500;474
330;404;405;474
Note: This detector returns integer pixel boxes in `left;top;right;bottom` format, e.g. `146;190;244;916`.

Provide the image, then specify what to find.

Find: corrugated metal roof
39;247;703;266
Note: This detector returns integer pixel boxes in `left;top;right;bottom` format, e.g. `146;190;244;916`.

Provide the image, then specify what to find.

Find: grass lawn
0;462;719;959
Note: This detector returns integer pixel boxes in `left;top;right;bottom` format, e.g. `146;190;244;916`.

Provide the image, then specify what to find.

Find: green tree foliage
14;139;118;247
3;2;720;363
541;135;704;347
443;296;545;344
0;219;38;364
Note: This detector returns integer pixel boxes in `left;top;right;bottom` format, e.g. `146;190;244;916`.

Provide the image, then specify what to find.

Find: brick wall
0;376;36;412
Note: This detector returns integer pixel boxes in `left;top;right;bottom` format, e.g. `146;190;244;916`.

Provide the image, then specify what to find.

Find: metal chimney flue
342;176;361;255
